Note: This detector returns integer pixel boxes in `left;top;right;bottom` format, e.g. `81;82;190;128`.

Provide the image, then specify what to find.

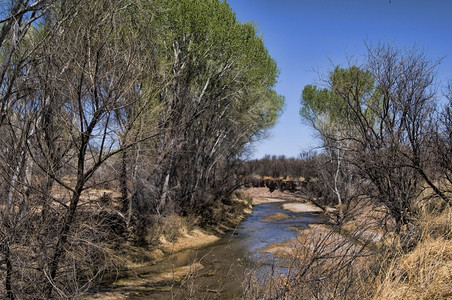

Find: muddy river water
92;199;325;299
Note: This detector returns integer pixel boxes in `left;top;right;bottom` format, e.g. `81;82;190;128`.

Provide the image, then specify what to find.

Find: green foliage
155;0;283;127
301;66;378;129
139;0;284;214
300;45;448;233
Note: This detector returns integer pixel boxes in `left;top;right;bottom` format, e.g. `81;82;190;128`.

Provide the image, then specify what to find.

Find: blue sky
227;0;452;159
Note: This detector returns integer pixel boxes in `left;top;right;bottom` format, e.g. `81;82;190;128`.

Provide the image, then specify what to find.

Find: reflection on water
95;200;325;299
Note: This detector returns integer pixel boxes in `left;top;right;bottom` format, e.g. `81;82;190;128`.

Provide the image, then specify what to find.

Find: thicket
244;44;452;299
0;0;283;298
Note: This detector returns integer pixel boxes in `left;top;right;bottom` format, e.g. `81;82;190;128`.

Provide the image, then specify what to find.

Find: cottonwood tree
301;66;376;221
39;1;162;296
0;1;55;299
136;0;284;218
301;44;447;233
0;0;53;229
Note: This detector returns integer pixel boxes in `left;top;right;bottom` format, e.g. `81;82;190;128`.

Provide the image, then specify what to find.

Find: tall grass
373;206;452;300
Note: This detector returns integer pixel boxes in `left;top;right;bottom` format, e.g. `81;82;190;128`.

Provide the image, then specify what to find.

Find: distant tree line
242;154;317;180
0;0;283;298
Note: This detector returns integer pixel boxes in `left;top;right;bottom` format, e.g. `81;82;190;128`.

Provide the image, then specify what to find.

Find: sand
282;202;323;213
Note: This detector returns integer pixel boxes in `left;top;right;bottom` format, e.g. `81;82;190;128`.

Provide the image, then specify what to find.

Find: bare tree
301;44;449;234
0;0;161;297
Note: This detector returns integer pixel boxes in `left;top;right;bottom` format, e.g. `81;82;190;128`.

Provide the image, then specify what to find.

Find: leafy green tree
143;0;284;216
301;66;377;220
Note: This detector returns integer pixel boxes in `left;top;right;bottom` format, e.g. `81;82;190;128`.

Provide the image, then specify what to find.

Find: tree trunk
119;148;129;213
46;131;88;298
4;243;14;300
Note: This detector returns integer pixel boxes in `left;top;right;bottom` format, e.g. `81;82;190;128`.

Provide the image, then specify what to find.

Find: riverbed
88;198;325;299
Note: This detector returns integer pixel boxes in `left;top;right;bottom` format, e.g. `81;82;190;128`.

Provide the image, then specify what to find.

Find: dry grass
262;212;291;222
373;207;452;300
62;186;452;299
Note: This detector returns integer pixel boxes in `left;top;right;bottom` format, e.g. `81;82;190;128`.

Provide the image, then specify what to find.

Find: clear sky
227;0;452;159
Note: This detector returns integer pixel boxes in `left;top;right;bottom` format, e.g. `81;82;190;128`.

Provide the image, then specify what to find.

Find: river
90;199;325;299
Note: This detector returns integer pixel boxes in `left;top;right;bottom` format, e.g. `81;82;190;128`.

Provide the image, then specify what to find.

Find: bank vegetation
0;0;283;298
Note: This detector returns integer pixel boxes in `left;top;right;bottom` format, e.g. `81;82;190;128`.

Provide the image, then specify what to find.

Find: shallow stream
92;199;325;299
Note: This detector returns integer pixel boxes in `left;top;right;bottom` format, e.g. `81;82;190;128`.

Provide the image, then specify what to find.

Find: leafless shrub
243;222;384;300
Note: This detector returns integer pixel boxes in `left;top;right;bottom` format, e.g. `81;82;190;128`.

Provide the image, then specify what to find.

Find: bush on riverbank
242;192;452;300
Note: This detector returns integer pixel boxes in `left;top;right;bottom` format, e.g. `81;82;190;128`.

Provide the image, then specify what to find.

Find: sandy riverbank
282;202;324;213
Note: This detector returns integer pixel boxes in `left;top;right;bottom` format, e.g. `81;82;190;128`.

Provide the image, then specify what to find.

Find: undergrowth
243;198;452;300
